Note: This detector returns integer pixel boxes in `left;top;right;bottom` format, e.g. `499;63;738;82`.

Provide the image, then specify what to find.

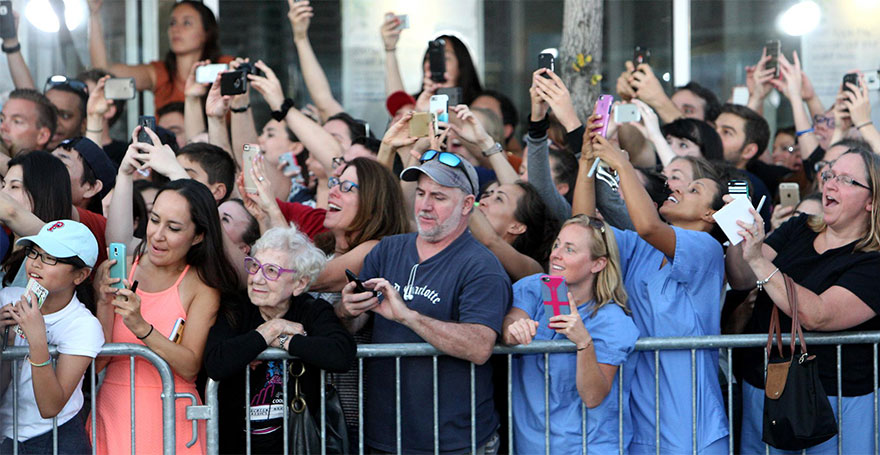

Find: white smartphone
429;94;449;128
196;63;229;84
732;86;750;106
104;78;136;100
613;104;640;123
865;71;880;91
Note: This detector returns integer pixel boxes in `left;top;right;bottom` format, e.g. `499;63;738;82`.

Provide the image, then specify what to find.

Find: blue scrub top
612;227;729;452
510;274;639;455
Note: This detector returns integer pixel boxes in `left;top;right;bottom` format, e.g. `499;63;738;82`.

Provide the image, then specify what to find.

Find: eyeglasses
331;156;347;169
419;150;476;195
44;75;89;99
327;176;359;192
814;160;831;173
812;115;835;129
244;257;296;281
780;145;797;154
25;247;76;266
820;170;872;191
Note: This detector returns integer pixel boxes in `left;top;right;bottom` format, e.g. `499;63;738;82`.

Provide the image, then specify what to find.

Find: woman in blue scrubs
503;215;639;454
575;129;731;454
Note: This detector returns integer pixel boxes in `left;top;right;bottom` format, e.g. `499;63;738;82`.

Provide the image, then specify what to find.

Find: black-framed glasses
419;150;476;195
812;114;834;129
44;75;89;99
327;176;359;192
25;247;76;266
244;256;296;281
814;160;831;173
820;170;872;192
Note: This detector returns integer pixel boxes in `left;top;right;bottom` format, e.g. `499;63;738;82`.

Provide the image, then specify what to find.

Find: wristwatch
277;333;290;349
271;98;295;122
481;142;503;157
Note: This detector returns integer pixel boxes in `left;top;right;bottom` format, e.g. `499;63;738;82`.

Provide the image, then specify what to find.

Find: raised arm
183;60;210;143
380;12;405;96
746;51;774;115
571;127;597;218
105;129;149;248
311;240;379;292
87;0;155;91
527;71;571;221
449;105;519;184
227;59;259;161
843;73;880;154
468;209;543;281
204;74;233;155
630;63;683;123
3;11;35;89
377;112;418;171
771;52;819;160
289;0;343;122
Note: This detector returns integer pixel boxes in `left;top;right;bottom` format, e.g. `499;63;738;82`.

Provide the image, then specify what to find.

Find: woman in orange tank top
90;143;239;454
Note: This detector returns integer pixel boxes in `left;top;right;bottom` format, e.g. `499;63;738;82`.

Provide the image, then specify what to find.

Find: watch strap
481;142;503;157
271;98;295;122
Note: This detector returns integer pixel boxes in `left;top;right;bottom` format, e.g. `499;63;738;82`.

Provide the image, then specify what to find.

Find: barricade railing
0;343;178;455
200;331;880;455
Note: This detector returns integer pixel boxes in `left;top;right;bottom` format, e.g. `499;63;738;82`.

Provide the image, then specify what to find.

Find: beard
415;208;463;243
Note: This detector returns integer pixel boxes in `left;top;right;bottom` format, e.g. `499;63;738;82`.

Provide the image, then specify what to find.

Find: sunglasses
419;150;476;195
58;136;84;150
44;75;89;99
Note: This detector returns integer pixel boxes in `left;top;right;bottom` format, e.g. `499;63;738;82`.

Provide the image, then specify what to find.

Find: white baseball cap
17;220;99;268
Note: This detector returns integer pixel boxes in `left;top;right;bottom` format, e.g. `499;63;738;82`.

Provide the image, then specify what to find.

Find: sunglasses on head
44;75;89;99
58;136;84;150
419;150;475;195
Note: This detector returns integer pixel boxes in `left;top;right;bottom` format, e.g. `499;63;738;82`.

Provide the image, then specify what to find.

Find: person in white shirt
0;219;104;454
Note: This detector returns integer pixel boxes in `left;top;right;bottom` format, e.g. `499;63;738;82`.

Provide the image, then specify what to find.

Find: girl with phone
0;221;103;454
501;215;638;454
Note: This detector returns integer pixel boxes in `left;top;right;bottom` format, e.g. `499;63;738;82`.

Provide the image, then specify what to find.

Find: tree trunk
559;0;604;120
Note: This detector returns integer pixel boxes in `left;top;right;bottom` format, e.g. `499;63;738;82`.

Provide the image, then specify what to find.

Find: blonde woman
502;215;639;454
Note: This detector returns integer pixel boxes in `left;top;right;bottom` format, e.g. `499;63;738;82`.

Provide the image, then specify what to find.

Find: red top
276;199;327;239
76;207;108;268
149;56;234;110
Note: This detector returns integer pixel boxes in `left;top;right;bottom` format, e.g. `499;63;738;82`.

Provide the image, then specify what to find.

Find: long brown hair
340;158;409;250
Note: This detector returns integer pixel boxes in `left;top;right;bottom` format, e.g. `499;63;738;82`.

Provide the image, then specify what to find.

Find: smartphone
613;103;640;123
169;318;185;344
137;115;156;145
765;40;781;77
436;87;462;109
242;144;261;193
104;77;136;100
279;152;299;175
409;112;432;138
430;94;449;123
195;63;228;84
540;275;571;322
843;72;859;94
728;179;750;202
538;52;555;77
779;182;800;207
633;46;651;67
731;86;750;106
345;269;378;297
428;38;446;83
0;1;15;40
220;70;247;96
109;242;127;289
14;279;49;337
395;14;409;30
592;95;614;138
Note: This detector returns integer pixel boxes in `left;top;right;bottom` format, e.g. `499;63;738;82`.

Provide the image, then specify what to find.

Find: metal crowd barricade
201;332;880;455
0;343;178;455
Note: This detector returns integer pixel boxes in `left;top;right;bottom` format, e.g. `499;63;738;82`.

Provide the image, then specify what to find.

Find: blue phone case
109;243;127;289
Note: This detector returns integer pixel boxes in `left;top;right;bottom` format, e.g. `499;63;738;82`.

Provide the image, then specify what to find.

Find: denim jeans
0;413;92;455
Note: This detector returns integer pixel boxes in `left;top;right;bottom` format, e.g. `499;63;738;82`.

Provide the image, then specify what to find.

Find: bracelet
576;340;593;351
86;128;103;133
1;42;21;54
796;128;814;137
136;324;154;340
28;356;51;368
756;267;780;292
230;104;250;113
856;121;873;130
385;47;396;52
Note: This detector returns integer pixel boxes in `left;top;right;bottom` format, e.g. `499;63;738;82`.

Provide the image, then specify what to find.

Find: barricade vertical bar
320;369;327;455
691;349;697;455
837;344;842;455
654;350;660;455
245;364;251;455
91;358;97;455
727;348;733;455
13;358;18;455
765;345;770;455
53;357;58;454
130;355;135;455
358;357;364;455
508;354;513;455
582;401;587;455
206;379;220;455
283;359;289;455
874;343;878;455
545;352;550;455
471;362;476;455
433;355;439;455
619;366;624;455
395;356;401;455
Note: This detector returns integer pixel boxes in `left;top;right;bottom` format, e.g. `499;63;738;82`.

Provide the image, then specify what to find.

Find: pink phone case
541;275;570;323
593;94;614;138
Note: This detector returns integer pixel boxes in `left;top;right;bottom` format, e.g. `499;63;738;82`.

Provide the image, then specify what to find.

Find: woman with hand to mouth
727;148;880;454
573;126;731;454
0;220;102;454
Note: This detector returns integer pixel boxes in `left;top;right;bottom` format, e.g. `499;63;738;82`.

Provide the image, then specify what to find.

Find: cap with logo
17;220;99;268
400;152;479;196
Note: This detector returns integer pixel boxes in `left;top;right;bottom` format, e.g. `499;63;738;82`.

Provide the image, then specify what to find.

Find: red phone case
541;275;570;324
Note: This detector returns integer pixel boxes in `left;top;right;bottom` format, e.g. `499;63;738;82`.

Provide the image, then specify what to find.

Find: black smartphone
633;46;651;66
220;70;247;96
436;87;462;109
0;1;14;40
428;38;446;83
345;269;377;297
765;39;781;77
137;116;156;145
538;53;555;77
843;73;859;94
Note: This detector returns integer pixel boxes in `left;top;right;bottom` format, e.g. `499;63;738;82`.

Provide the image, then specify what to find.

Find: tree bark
559;0;604;120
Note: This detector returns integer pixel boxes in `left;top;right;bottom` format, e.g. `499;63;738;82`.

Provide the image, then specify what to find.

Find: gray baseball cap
400;152;479;196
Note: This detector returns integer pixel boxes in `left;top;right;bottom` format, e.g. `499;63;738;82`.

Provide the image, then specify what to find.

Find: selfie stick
587;158;602;178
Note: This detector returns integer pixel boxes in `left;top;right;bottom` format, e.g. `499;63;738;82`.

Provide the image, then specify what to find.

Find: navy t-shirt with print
360;230;511;454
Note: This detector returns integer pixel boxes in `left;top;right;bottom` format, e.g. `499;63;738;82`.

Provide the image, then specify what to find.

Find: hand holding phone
345;269;377;297
538;53;555;77
104;78;136;100
137;116;156;145
109;243;127;289
541;275;570;325
196;63;228;84
765;40;781;77
242;144;262;193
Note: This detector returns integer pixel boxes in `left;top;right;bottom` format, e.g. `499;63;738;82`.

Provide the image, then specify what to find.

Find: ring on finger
257;176;265;182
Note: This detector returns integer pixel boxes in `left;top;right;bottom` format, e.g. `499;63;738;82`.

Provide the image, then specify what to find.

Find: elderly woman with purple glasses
204;225;356;454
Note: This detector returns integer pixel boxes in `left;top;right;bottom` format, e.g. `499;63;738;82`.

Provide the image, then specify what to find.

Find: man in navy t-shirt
339;151;511;454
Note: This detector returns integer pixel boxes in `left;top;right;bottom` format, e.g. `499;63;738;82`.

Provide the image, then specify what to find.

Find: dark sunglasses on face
419;150;476;195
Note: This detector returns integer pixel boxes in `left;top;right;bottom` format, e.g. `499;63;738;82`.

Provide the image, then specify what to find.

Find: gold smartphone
779;183;800;207
409;112;432;138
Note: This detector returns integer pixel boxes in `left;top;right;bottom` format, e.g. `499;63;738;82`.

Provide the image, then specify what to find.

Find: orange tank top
149;55;234;110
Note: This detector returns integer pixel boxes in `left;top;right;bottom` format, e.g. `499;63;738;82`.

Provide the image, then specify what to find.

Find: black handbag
762;274;837;450
288;363;350;455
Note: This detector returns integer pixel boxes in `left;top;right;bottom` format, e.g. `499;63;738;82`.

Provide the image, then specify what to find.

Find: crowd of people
0;0;879;454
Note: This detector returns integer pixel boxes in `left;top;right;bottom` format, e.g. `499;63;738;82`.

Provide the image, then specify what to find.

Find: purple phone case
593;95;614;138
541;275;570;321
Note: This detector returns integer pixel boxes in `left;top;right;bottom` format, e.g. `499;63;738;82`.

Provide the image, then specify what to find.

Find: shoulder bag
288;362;350;454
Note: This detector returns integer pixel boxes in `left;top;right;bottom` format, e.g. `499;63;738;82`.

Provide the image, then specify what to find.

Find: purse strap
765;274;809;358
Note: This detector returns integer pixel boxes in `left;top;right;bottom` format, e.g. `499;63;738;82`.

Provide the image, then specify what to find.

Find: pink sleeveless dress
90;258;207;454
